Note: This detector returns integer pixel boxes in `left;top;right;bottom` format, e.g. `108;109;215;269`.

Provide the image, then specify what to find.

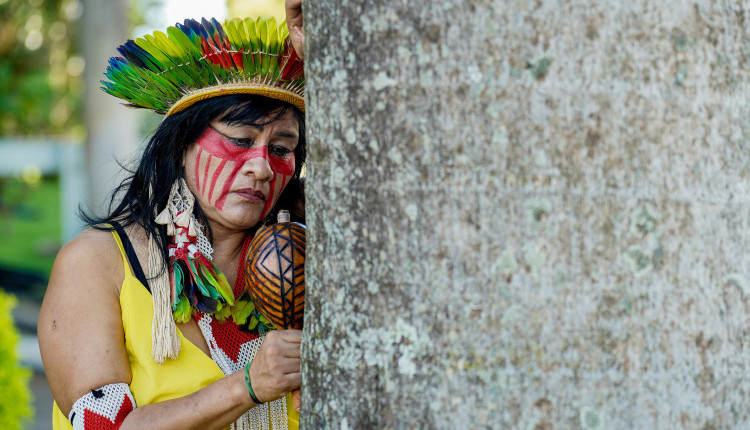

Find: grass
0;176;61;277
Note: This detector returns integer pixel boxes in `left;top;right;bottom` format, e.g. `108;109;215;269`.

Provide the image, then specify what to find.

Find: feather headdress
101;17;304;116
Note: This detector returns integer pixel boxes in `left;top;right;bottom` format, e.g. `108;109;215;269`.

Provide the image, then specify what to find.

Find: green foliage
0;176;61;277
0;289;33;429
0;0;167;137
0;0;83;137
128;0;162;31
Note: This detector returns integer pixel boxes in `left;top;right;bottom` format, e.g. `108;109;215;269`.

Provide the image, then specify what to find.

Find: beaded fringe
149;183;181;364
231;396;287;430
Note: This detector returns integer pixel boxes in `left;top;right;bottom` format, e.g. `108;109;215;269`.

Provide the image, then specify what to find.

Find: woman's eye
232;138;254;147
269;145;292;157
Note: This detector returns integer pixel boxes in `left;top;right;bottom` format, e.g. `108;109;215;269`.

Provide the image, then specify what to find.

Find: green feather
214;302;232;321
245;19;261;72
259;19;271;76
223;19;243;53
167;26;201;59
186;258;211;297
231;297;256;325
173;264;184;297
197;264;221;299
247;315;259;330
172;296;192;324
213;270;235;306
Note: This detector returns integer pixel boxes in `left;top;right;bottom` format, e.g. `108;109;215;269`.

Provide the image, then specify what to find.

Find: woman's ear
181;144;191;168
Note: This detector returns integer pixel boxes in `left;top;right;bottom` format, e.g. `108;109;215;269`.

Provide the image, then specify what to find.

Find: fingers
285;0;305;60
247;330;302;403
249;363;300;403
285;372;301;392
273;329;302;343
257;372;301;403
275;357;301;373
259;352;299;376
262;332;301;358
285;0;303;24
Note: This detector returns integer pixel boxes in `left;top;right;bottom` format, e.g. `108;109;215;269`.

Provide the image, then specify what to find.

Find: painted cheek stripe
260;177;277;219
259;173;292;219
201;152;213;196
194;149;202;191
207;159;228;203
214;162;244;211
268;154;295;176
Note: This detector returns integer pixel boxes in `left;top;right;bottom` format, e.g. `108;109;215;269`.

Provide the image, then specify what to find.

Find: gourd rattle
244;210;305;410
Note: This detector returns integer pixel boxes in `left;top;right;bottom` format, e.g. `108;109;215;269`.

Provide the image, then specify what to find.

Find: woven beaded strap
68;383;136;430
244;361;262;404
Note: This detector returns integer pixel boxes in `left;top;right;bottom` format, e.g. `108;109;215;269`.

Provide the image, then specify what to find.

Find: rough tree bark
302;1;750;428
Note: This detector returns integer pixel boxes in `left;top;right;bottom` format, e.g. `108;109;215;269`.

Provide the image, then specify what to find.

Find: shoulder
49;227;124;296
60;227;119;258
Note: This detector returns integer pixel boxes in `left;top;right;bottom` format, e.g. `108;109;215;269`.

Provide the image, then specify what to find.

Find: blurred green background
0;176;60;275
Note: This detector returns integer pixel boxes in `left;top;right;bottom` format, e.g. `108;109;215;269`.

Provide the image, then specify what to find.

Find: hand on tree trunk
285;0;304;60
247;330;302;404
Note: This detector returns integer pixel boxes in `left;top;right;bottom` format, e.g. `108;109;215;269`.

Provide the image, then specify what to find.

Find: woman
38;3;307;429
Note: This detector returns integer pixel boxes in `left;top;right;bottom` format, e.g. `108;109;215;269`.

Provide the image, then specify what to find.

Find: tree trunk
82;0;138;214
302;1;750;428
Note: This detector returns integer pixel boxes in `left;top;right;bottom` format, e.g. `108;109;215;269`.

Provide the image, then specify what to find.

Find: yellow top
52;230;298;429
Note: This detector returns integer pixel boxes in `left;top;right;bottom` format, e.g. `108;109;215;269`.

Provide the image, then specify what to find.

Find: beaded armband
68;383;136;430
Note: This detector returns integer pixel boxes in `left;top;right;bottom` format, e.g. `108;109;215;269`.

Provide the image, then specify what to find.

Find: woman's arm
120;327;300;430
38;229;300;429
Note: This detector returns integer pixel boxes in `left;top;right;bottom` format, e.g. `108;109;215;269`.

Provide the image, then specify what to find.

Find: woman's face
183;109;299;231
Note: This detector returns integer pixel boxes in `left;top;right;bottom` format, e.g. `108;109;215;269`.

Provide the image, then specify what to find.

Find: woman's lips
234;188;266;202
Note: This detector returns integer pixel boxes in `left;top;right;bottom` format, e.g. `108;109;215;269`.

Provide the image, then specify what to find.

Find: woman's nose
241;147;274;181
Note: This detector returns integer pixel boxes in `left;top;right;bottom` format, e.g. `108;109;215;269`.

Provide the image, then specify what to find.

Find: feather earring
155;179;235;332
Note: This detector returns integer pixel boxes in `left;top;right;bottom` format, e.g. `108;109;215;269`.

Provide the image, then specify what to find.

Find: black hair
81;93;306;274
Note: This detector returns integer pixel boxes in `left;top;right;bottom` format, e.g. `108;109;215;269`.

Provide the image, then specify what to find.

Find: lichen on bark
302;1;750;428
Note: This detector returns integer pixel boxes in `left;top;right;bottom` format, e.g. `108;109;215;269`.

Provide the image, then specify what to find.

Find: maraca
244;210;305;409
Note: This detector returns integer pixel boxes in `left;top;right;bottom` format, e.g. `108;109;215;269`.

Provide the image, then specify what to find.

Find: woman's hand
248;329;302;403
285;0;304;59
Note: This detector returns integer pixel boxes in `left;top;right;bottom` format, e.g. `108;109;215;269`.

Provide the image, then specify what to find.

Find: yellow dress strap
111;231;133;277
101;223;134;278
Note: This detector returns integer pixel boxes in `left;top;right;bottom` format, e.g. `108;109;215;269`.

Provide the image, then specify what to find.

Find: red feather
279;41;304;81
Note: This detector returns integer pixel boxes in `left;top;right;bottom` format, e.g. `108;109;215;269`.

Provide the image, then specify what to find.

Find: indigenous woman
38;3;307;429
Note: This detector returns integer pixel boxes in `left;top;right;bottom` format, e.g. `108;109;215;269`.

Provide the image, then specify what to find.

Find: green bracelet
244;361;262;404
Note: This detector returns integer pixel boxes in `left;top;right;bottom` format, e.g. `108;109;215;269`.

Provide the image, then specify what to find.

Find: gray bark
82;0;138;213
302;1;750;428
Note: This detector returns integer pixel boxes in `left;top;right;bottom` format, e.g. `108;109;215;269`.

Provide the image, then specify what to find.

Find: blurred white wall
82;0;139;216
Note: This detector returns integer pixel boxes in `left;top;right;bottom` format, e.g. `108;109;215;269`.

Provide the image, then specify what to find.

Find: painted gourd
244;210;306;330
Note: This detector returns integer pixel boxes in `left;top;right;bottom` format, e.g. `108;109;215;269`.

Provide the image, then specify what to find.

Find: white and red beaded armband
68;383;136;430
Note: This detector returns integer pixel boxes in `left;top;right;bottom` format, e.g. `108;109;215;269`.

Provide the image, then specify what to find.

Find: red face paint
192;127;295;219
